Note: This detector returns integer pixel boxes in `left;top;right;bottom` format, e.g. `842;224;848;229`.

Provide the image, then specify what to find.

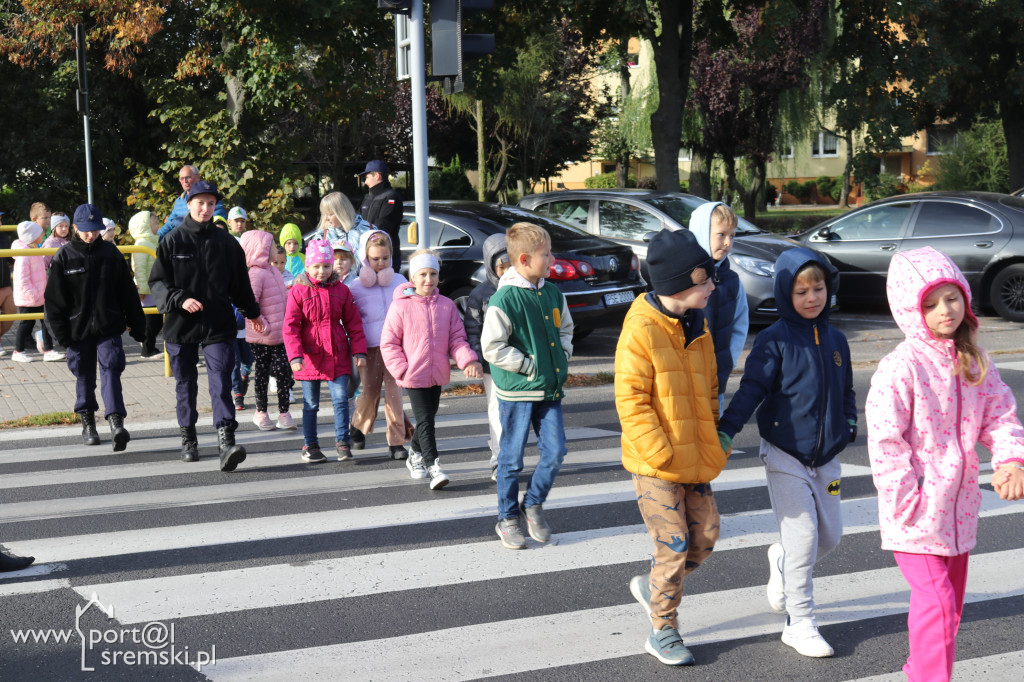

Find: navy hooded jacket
719;247;856;467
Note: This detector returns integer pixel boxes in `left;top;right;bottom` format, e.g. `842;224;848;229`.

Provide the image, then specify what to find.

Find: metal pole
76;24;95;205
409;0;430;247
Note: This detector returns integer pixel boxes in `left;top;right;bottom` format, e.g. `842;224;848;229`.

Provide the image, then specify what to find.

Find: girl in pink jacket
866;246;1024;682
12;221;60;362
242;230;296;432
381;250;481;490
283;240;367;463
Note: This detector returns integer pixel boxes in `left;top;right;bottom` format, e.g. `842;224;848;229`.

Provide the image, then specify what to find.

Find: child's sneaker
301;445;326;464
0;341;7;357
781;619;834;657
233;393;244;411
239;371;250;397
426;460;449;490
490;465;498;482
645;627;694;666
521;503;551;542
406;452;427;479
252;411;276;431
276;412;296;430
336;442;353;461
11;351;34;363
767;542;786;613
629;574;653;616
268;376;278;394
33;330;44;354
495;516;526;550
44;349;65;362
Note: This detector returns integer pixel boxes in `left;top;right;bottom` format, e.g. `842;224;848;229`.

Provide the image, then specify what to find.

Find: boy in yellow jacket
615;227;731;667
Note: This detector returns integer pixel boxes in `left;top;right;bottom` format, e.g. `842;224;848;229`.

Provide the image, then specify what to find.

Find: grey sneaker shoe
490;465;498;483
495;516;526;550
406;452;427;479
427;460;449;490
629;574;653;616
767;542;786;613
522;503;551;543
645;627;694;666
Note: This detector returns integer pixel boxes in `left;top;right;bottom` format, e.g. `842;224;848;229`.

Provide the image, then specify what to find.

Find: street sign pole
75;24;95;205
408;0;430;248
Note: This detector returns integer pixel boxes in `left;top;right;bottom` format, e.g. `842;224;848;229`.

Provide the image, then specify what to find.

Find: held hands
250;318;266;334
848;419;858;444
353;356;367;368
290;361;303;373
993;463;1024;501
464;362;483;379
718;431;732;455
181;298;203;314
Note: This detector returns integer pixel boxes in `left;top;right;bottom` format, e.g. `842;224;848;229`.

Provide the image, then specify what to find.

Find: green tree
931;120;1009;193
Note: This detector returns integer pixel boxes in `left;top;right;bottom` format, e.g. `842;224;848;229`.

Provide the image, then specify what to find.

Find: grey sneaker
490;465;498;483
629;574;653;616
406;451;427;479
426;460;449;490
522;503;551;543
495;516;526;550
645;627;694;666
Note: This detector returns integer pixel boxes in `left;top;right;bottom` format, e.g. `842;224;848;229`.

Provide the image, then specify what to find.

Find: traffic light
430;0;494;93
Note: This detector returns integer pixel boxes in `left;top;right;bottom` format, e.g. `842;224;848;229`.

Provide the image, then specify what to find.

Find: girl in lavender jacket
381;249;481;490
866;246;1024;682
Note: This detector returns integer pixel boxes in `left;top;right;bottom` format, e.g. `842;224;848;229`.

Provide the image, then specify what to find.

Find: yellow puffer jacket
615;295;728;484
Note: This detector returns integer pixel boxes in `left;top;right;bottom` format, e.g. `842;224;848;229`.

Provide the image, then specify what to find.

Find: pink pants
893;551;969;682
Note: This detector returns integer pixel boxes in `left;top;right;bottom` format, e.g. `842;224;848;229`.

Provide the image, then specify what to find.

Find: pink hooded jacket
866;246;1024;556
12;239;46;307
347;230;407;347
283;271;367;381
380;284;478;389
242;230;288;346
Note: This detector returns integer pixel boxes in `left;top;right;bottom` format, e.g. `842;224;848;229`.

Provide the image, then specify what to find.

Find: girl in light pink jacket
866;246;1024;682
11;221;57;362
242;230;296;431
381;249;481;490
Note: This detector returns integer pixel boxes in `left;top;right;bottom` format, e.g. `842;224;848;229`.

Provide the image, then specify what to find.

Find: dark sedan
793;191;1024;321
394;202;647;335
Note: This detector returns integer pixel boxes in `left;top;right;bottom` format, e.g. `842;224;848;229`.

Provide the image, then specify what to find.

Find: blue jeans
231;338;254;395
301;376;350;447
496;399;567;520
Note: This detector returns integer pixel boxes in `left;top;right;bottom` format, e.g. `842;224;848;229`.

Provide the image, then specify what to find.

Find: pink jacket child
380;284;479;389
12;221;46;307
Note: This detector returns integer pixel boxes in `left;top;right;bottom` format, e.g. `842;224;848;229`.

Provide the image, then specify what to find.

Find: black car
793;191;1024;321
520;189;803;323
394;202;647;336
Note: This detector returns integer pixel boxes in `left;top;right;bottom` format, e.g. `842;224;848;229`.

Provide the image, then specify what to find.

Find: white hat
228;206;248;221
101;217;116;233
17;221;42;243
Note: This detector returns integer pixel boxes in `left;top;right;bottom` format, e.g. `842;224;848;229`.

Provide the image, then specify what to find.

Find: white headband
409;253;440;277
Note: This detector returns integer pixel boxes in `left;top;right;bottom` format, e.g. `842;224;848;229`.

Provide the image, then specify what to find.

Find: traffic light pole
408;0;430;248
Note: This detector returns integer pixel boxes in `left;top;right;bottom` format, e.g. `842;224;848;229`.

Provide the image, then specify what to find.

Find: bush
585;171;637;189
864;173;906;201
428;156;476;200
784;180;802;198
801;180;818;201
637;175;658;189
679;181;689;193
931;120;1009;193
764;183;778;206
816;176;837;202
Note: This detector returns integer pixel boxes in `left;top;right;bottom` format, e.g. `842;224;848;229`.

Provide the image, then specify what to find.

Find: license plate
604;291;636;307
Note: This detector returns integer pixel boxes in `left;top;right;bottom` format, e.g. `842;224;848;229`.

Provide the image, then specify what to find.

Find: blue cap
73;204;106;232
357;160;388;176
186;180;222;202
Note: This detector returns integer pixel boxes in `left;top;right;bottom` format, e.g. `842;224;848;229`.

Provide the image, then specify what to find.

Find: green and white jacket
481;267;573;402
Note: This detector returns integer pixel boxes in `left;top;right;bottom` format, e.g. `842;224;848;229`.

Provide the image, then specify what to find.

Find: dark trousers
15;306;52;352
66;335;127;418
407;385;442;466
167;341;237;429
143;314;163;354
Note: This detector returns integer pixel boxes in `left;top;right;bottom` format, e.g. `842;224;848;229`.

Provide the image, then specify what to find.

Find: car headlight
731;255;776;278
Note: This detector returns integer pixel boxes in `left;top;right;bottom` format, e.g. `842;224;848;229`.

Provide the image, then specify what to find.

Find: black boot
218;426;246;472
80;412;100;446
108;414;130;452
180;426;199;463
350;426;366;450
0;550;35;573
389;445;409;460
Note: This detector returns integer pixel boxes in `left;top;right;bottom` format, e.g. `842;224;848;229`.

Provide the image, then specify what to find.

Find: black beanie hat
647;228;715;296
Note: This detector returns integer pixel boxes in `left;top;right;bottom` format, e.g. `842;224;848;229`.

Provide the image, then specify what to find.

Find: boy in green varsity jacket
482;222;574;550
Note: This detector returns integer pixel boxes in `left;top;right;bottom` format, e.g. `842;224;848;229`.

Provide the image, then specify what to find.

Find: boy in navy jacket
718;247;856;658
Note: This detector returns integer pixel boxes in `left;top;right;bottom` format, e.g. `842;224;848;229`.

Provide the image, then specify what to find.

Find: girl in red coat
283;240;367;463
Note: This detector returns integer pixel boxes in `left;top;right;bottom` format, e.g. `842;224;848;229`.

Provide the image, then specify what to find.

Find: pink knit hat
305;239;333;265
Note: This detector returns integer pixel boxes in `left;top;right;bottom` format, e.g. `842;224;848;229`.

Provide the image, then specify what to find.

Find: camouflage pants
633;474;720;630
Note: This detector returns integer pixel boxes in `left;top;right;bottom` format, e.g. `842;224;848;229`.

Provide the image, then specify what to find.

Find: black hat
73;204;106;232
357;160;388;176
647;228;715;296
186;180;221;202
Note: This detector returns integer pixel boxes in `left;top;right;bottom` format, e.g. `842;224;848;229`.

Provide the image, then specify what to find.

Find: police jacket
149;214;260;345
359;181;404;239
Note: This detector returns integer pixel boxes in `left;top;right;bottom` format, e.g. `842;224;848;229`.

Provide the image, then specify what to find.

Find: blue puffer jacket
719;247;856;467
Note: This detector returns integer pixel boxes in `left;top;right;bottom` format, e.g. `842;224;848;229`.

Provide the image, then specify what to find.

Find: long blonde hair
317;191;355;234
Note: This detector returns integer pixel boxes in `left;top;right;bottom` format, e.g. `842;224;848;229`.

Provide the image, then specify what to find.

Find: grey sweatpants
760;439;842;624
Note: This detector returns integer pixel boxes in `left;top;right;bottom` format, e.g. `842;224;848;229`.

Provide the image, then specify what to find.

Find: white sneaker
406;452;427;479
427;459;449;490
11;350;34;363
767;542;786;613
33;330;44;354
0;342;7;357
268;376;278;394
43;350;66;362
781;620;834;658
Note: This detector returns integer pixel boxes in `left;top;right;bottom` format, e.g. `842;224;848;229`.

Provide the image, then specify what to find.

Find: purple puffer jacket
380;284;478;389
283;272;367;381
242;230;288;346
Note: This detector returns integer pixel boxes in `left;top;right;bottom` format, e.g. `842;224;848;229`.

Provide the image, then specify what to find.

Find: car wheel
450;286;475;320
990;264;1024;322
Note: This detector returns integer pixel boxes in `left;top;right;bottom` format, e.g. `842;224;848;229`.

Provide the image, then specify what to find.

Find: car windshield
643;196;760;235
458;205;594;243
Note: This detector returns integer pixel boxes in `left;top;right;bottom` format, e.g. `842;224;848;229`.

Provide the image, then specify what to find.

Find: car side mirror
815;227;834;241
642;230;657;244
407;221;418;246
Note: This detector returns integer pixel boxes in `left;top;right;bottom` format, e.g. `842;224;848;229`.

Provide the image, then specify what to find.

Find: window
826;203;912;240
597;200;662;241
780;144;794;159
912;202;999;238
927;126;959;155
811;130;839;158
543;200;589;230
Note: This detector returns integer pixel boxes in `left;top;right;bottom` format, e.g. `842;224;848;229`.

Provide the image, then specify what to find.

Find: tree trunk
839;131;853;208
689;149;711;198
646;1;693;192
615;41;631;189
476;99;486;202
1002;100;1024;191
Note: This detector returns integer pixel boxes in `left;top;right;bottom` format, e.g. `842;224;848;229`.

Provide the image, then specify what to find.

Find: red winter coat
283;272;367;381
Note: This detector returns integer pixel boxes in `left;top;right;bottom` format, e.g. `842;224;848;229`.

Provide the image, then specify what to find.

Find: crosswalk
2;382;1024;681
